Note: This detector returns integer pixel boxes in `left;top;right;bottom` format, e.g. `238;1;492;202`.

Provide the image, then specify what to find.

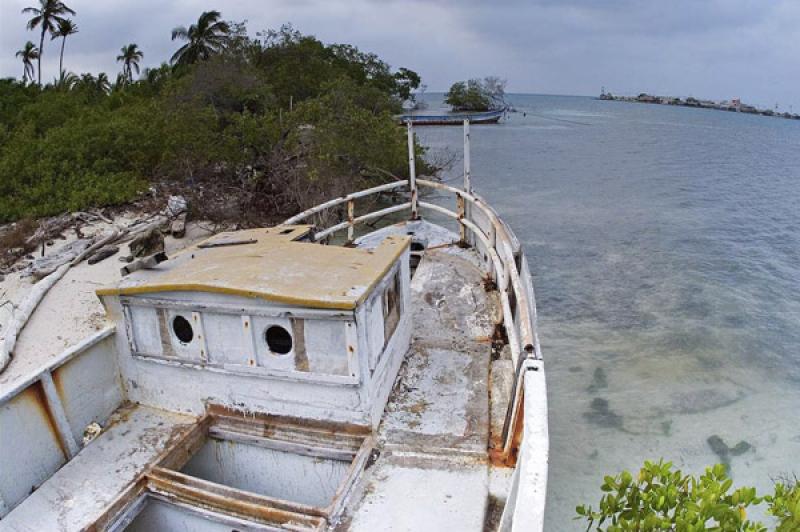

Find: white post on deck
407;121;418;220
459;119;472;245
463;119;471;192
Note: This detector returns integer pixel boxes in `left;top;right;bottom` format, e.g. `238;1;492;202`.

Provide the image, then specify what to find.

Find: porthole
172;315;194;344
265;325;292;355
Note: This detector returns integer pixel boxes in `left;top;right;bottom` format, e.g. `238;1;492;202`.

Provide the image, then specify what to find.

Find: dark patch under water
417;94;800;530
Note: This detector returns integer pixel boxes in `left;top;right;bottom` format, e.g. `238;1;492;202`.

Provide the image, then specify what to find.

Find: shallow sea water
416;94;800;530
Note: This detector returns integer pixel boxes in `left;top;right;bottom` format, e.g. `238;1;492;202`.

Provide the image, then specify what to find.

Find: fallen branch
0;217;165;373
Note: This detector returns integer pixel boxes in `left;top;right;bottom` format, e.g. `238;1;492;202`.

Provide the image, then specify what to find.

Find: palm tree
170;10;230;65
16;41;40;83
95;72;111;94
51;18;77;78
22;0;76;85
116;44;143;84
55;70;78;90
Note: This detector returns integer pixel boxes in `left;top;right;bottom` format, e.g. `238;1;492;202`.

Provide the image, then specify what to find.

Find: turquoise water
416;94;800;530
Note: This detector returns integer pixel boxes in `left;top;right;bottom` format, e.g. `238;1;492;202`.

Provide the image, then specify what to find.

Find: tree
170;10;230;65
444;77;507;112
51;18;77;78
73;72;110;95
116;44;143;84
16;41;40;83
95;72;111;94
55;70;78;90
22;0;76;85
393;67;421;103
483;76;507;108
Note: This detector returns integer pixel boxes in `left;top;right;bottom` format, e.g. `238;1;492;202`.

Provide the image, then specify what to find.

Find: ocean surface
415;94;800;530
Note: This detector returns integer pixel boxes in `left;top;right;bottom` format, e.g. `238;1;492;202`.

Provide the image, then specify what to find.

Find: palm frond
171;26;189;40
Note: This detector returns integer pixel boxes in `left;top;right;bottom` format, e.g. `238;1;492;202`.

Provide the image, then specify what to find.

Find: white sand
0;217;215;392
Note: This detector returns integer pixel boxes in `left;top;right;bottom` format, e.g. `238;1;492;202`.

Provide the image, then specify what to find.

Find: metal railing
283;120;542;466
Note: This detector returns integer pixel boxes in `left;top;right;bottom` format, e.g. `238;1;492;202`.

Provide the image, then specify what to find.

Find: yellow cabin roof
97;226;410;310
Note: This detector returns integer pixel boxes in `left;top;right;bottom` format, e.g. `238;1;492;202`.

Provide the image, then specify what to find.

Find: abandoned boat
0;122;547;531
398;107;506;126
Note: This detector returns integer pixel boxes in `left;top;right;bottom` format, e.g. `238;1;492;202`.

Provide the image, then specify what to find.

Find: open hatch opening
115;409;373;531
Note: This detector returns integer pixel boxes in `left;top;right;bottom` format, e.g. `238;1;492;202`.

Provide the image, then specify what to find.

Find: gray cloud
2;0;799;109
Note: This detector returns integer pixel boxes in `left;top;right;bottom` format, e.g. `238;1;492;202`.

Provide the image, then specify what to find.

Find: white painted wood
508;360;548;532
407;121;418;219
305;319;350;376
0;387;67;517
463;119;472;192
181;439;349;508
53;333;124;445
1;405;196;531
283;180;405;225
0;326;115;404
349;460;489;532
39;372;80;458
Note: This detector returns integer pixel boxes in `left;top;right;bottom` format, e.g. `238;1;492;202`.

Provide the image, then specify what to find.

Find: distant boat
399;107;506;125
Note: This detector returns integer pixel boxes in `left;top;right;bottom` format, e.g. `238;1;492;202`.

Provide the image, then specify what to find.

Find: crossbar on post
407;121;418;220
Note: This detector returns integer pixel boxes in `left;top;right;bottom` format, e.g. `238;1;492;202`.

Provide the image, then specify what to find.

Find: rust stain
207;404;370;437
21;382;68;459
489;391;523;468
147;470;327;527
51;365;67;412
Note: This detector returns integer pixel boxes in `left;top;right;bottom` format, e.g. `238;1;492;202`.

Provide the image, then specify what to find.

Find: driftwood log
0;217;166;373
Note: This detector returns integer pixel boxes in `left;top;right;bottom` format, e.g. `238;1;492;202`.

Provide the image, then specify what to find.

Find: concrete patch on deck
380;247;497;455
346;456;489;532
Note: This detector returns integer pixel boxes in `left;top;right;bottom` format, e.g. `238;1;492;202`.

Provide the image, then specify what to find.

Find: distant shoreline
598;92;800;121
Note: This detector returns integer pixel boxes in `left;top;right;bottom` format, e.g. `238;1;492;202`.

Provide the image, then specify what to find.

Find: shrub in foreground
576;459;800;531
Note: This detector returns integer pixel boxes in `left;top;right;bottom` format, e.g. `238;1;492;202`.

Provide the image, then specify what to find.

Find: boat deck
1;223;508;531
343;237;501;530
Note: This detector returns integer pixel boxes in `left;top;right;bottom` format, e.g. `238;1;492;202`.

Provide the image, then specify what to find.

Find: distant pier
598;91;800;121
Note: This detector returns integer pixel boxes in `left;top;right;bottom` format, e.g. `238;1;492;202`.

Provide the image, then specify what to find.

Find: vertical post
457;194;467;244
39;372;80;458
407;121;418;220
463;119;471;193
347;198;355;243
462;119;472;245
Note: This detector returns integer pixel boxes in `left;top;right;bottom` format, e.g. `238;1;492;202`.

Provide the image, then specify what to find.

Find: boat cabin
97;225;412;428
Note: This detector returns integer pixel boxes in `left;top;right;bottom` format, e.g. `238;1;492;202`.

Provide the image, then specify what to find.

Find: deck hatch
113;409;375;530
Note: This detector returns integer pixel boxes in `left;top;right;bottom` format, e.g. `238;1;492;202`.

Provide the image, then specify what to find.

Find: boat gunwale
0;325;116;406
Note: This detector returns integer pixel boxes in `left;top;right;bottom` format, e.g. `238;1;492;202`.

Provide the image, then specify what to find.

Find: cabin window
383;271;402;345
172;315;194;344
265;325;293;355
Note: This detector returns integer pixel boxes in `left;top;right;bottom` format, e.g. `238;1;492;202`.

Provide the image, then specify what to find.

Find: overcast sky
2;0;800;109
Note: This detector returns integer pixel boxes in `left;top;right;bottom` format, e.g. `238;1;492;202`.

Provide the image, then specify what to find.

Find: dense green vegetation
444;76;506;111
2;5;424;224
577;459;800;531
